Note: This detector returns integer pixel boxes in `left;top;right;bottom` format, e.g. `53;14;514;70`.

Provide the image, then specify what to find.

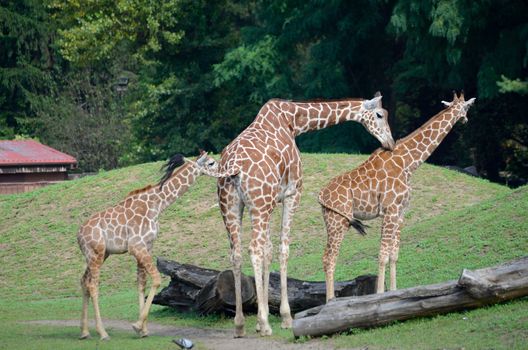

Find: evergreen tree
0;0;56;138
388;0;528;180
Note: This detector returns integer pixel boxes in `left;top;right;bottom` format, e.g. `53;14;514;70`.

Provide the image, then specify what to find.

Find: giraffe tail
350;219;368;236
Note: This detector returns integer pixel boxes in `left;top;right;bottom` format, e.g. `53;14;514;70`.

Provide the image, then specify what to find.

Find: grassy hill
0;153;526;349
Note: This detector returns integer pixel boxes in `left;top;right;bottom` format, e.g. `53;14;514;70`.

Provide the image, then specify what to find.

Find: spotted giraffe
215;93;395;337
77;151;218;340
319;92;476;301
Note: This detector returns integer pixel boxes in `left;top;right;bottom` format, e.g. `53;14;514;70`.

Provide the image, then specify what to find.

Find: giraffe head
357;92;395;150
158;151;219;188
441;92;476;124
158;153;185;188
194;150;219;174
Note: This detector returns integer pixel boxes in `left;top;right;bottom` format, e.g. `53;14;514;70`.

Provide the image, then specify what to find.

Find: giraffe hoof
100;335;111;341
259;325;272;337
281;318;292;329
132;322;148;337
234;325;245;338
79;332;91;340
132;322;144;336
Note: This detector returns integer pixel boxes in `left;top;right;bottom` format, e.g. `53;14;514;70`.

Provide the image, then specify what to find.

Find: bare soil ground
25;319;338;350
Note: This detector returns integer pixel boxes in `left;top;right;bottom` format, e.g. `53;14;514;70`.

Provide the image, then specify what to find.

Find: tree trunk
292;256;528;337
153;257;377;315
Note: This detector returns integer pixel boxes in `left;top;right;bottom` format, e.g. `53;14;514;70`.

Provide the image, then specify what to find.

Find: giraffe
215;93;396;337
318;92;476;301
77;151;218;340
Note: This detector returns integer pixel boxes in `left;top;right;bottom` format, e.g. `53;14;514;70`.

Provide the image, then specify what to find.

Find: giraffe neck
258;99;363;136
156;162;200;212
397;107;458;173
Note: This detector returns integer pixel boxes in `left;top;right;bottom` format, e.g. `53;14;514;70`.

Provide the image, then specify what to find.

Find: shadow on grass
150;306;234;329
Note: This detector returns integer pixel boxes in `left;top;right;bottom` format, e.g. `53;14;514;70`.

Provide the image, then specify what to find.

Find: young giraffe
77;151;218;340
319;92;476;301
216;93;396;337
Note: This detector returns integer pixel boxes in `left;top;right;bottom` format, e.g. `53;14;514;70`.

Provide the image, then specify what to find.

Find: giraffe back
78;191;159;256
218;102;302;194
318;149;410;221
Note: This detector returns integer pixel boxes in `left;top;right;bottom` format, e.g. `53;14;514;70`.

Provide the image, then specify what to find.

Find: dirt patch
25;319;334;350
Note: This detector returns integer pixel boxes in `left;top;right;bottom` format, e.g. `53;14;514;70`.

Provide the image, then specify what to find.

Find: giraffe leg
219;180;246;338
131;246;160;337
137;264;147;315
85;251;109;340
377;212;399;293
259;228;272;332
249;210;272;336
389;218;403;291
322;208;349;302
231;238;245;338
79;268;90;339
277;191;301;328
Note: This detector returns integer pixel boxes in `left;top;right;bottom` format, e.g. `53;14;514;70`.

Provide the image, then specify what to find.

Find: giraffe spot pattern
319;93;475;299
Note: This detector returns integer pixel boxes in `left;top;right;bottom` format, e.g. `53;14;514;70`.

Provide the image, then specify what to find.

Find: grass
332;298;528;349
0;153;526;349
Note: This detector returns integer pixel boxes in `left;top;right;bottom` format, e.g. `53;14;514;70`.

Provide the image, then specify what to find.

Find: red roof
0;140;77;166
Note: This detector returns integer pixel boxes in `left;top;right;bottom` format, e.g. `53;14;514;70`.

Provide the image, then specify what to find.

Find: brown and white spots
77;152;218;341
319;92;475;301
216;93;395;337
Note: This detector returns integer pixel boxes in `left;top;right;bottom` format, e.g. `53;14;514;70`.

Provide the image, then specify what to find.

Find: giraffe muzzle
383;137;396;151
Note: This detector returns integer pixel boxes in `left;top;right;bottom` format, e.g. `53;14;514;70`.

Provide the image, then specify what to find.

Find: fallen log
292;256;528;337
153;257;377;315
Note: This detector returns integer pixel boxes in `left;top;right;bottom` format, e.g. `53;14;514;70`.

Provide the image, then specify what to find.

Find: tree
52;0;255;161
123;1;256;161
35;71;131;171
12;0;526;182
0;0;57;138
213;0;398;154
387;0;528;179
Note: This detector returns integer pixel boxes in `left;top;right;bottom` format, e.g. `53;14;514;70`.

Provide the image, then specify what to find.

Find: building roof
0;140;77;166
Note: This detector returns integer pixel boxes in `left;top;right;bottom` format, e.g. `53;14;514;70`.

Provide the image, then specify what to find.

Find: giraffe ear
464;97;476;109
441;100;453;107
196;152;208;162
364;95;382;110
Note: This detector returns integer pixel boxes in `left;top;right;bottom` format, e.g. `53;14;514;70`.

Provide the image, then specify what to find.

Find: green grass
332;298;528;350
0;153;526;349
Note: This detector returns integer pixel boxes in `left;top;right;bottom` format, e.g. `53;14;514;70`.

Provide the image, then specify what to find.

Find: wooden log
153;257;378;315
153;258;220;312
292;256;528;337
266;272;378;314
194;270;257;315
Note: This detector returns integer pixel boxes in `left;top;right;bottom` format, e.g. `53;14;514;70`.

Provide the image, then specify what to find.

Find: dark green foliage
0;0;56;138
212;0;398;154
467;94;528;185
388;0;528;182
34;71;132;172
0;0;133;171
0;0;527;182
123;0;255;161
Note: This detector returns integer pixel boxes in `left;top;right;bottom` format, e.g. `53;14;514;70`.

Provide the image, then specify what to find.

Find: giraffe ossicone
319;92;476;301
216;93;395;337
77;151;218;340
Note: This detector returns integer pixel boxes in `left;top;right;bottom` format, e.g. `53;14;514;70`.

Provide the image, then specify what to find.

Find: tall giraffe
77;152;218;340
216;93;395;337
319;92;476;301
